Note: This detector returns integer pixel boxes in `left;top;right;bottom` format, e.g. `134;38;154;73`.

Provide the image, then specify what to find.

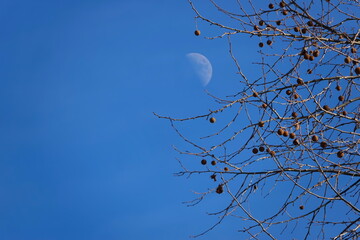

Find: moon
186;53;213;86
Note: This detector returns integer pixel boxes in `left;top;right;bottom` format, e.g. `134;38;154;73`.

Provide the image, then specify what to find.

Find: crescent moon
186;53;213;86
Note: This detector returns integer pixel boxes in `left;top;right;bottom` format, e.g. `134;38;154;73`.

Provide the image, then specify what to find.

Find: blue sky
0;0;258;239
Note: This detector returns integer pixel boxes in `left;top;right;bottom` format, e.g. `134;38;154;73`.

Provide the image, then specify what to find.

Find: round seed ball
252;148;259;154
312;135;319;142
299;205;304;210
211;160;217;166
294;27;300;32
335;85;341;91
210;117;216;123
293;139;300;145
201;159;207;165
269;3;274;9
320;141;327;148
337;151;344;158
338;95;345;101
292;112;298;118
277;128;284;135
259;146;265;152
258;121;265;127
259;42;264;48
194;30;201;36
355;67;360;75
289;133;296;139
224;167;229;171
323;105;330;111
283;131;289;137
286;90;292;95
344;57;351;64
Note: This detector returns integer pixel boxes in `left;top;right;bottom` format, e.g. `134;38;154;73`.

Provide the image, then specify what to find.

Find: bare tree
156;0;360;239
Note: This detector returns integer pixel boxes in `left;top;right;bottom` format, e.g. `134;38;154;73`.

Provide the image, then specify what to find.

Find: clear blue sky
0;0;259;239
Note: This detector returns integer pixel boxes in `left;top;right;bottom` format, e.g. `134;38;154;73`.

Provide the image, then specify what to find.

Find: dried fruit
294;26;300;32
259;20;265;26
342;111;347;116
211;160;217;166
293;93;299;99
289;132;296;139
216;184;224;194
335;85;341;91
269;3;274;9
279;1;286;7
283;131;289;137
299;205;304;210
258;121;265;127
201;159;207;165
338;95;345;101
210;174;217;181
267;40;273;45
262;103;267;108
194;30;201;36
301;28;307;34
323;105;330;111
277;128;284;135
276;20;281;26
224;167;229;171
210;117;216;123
355;67;360;75
252;148;259;154
282;10;288;15
313;50;319;57
337;151;344;158
344;57;351;64
286;90;292;95
312;135;319;142
304;53;310;60
292;112;298;118
259;42;264;48
297;79;304;85
293;139;300;145
309;55;315;61
307;21;314;26
320;141;327;148
259;146;265;152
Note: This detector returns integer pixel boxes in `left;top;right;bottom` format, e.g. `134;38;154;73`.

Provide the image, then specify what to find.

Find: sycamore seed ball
209;117;216;123
194;30;201;36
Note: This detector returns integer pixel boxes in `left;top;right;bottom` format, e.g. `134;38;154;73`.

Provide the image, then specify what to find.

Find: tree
156;0;360;239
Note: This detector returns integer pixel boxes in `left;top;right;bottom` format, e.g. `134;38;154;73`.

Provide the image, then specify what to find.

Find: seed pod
252;148;259;154
289;132;296;139
312;135;319;142
201;159;207;165
293;139;300;145
309;55;315;61
194;30;201;36
277;128;284;135
224;167;229;171
292;112;298;118
282;10;288;15
313;50;319;57
337;151;344;158
294;26;300;32
216;184;224;194
258;121;265;127
344;57;351;64
323;105;330;111
254;25;259;31
259;20;265;26
351;47;357;53
297;79;304;85
279;1;286;7
267;40;273;45
283;131;289;137
301;28;307;34
335;85;341;91
262;103;267;108
342;111;347;116
269;3;274;9
355;67;360;75
293;93;299;99
304;53;310;60
299;205;304;210
210;117;216;123
286;90;292;95
253;91;259;97
320;141;327;148
259;42;264;48
276;20;281;26
211;160;217;166
307;21;314;26
338;95;345;101
259;146;265;152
